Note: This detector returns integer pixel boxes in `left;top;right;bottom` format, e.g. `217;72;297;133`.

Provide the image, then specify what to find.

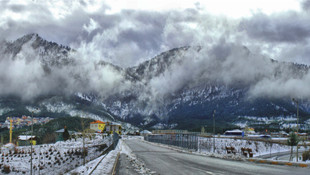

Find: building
55;129;75;141
90;120;106;133
244;127;255;134
17;135;36;146
224;129;244;136
140;130;152;136
104;122;122;135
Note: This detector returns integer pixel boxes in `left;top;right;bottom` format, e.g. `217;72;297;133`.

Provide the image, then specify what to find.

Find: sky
0;0;310;67
1;0;310;102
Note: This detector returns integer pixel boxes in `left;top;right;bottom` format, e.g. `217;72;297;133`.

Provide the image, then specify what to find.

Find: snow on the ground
0;134;112;174
198;137;290;157
143;138;246;160
144;136;292;161
120;138;156;175
66;149;119;175
65;154;106;175
69;137;157;175
90;149;118;175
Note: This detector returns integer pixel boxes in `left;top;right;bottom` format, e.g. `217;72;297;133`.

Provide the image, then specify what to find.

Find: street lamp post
213;110;216;153
39;145;41;175
292;98;299;162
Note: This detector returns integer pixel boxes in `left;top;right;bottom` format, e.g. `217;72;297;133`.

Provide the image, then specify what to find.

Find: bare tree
287;132;300;161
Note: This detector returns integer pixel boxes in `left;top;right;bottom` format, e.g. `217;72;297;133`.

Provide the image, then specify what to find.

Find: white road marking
205;171;215;175
170;157;179;161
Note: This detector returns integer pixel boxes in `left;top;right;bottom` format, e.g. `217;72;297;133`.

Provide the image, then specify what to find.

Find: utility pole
213;110;216;153
39;146;41;175
81;119;85;166
292;98;299;162
1;134;3;146
30;111;34;175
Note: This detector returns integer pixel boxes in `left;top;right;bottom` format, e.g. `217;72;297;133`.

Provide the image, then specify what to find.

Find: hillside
0;117;94;144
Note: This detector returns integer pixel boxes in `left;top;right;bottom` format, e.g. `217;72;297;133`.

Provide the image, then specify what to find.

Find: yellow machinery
9;118;13;143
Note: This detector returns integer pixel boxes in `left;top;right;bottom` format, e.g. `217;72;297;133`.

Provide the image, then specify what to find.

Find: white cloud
1;0;310;103
83;18;101;34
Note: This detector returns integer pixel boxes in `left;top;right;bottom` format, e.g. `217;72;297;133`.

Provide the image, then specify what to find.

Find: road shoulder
116;153;140;175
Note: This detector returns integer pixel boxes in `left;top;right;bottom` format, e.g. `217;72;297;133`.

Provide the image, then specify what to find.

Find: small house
140;130;152;136
55;129;75;141
90;120;106;133
17;135;37;146
104;122;122;135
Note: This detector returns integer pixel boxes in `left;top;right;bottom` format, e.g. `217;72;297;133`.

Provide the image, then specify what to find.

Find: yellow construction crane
9;118;13;143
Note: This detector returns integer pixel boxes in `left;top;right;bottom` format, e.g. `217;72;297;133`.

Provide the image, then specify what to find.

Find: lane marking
170;157;179;162
205;170;215;175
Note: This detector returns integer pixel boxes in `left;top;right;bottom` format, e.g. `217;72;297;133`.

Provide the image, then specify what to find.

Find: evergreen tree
63;126;70;141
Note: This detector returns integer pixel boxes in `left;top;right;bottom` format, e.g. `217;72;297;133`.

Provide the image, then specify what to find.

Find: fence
112;132;120;149
145;134;199;151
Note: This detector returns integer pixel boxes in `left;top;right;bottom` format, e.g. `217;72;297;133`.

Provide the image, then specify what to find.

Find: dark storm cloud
71;8;204;67
301;0;310;11
0;1;110;45
0;0;206;67
240;12;310;43
117;11;166;51
2;0;310;103
8;4;26;12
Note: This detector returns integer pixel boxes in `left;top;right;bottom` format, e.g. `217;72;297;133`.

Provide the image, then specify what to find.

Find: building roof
141;130;152;134
225;129;243;133
3;143;16;150
18;135;36;140
55;129;75;134
108;122;121;126
90;120;105;124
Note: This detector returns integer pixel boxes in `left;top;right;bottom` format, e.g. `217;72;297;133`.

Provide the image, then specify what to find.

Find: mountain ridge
0;34;309;131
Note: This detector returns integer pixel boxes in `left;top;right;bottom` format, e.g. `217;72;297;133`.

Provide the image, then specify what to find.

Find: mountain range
0;34;309;132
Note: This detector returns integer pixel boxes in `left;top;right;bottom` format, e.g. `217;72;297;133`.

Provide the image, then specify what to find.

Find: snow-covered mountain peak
0;34;310;130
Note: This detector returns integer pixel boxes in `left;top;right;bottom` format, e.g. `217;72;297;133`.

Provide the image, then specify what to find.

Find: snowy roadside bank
0;134;112;174
119;139;156;175
198;137;290;157
141;138;246;161
66;136;122;175
66;137;156;175
65;149;119;175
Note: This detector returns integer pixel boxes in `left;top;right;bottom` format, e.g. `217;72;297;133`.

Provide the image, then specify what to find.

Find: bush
2;165;10;174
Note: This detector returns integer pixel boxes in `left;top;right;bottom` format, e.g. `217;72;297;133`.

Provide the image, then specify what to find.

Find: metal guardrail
88;152;109;175
88;132;119;175
145;134;199;151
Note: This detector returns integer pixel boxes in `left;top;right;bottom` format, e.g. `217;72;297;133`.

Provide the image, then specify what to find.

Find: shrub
2;165;10;174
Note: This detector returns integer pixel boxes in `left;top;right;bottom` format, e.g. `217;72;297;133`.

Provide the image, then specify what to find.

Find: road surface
118;139;309;175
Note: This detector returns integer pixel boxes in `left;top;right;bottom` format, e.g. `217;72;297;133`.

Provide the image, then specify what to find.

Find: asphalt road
121;139;309;175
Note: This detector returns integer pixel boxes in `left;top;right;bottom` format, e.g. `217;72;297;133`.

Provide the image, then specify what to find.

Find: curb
246;158;309;168
111;152;120;175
